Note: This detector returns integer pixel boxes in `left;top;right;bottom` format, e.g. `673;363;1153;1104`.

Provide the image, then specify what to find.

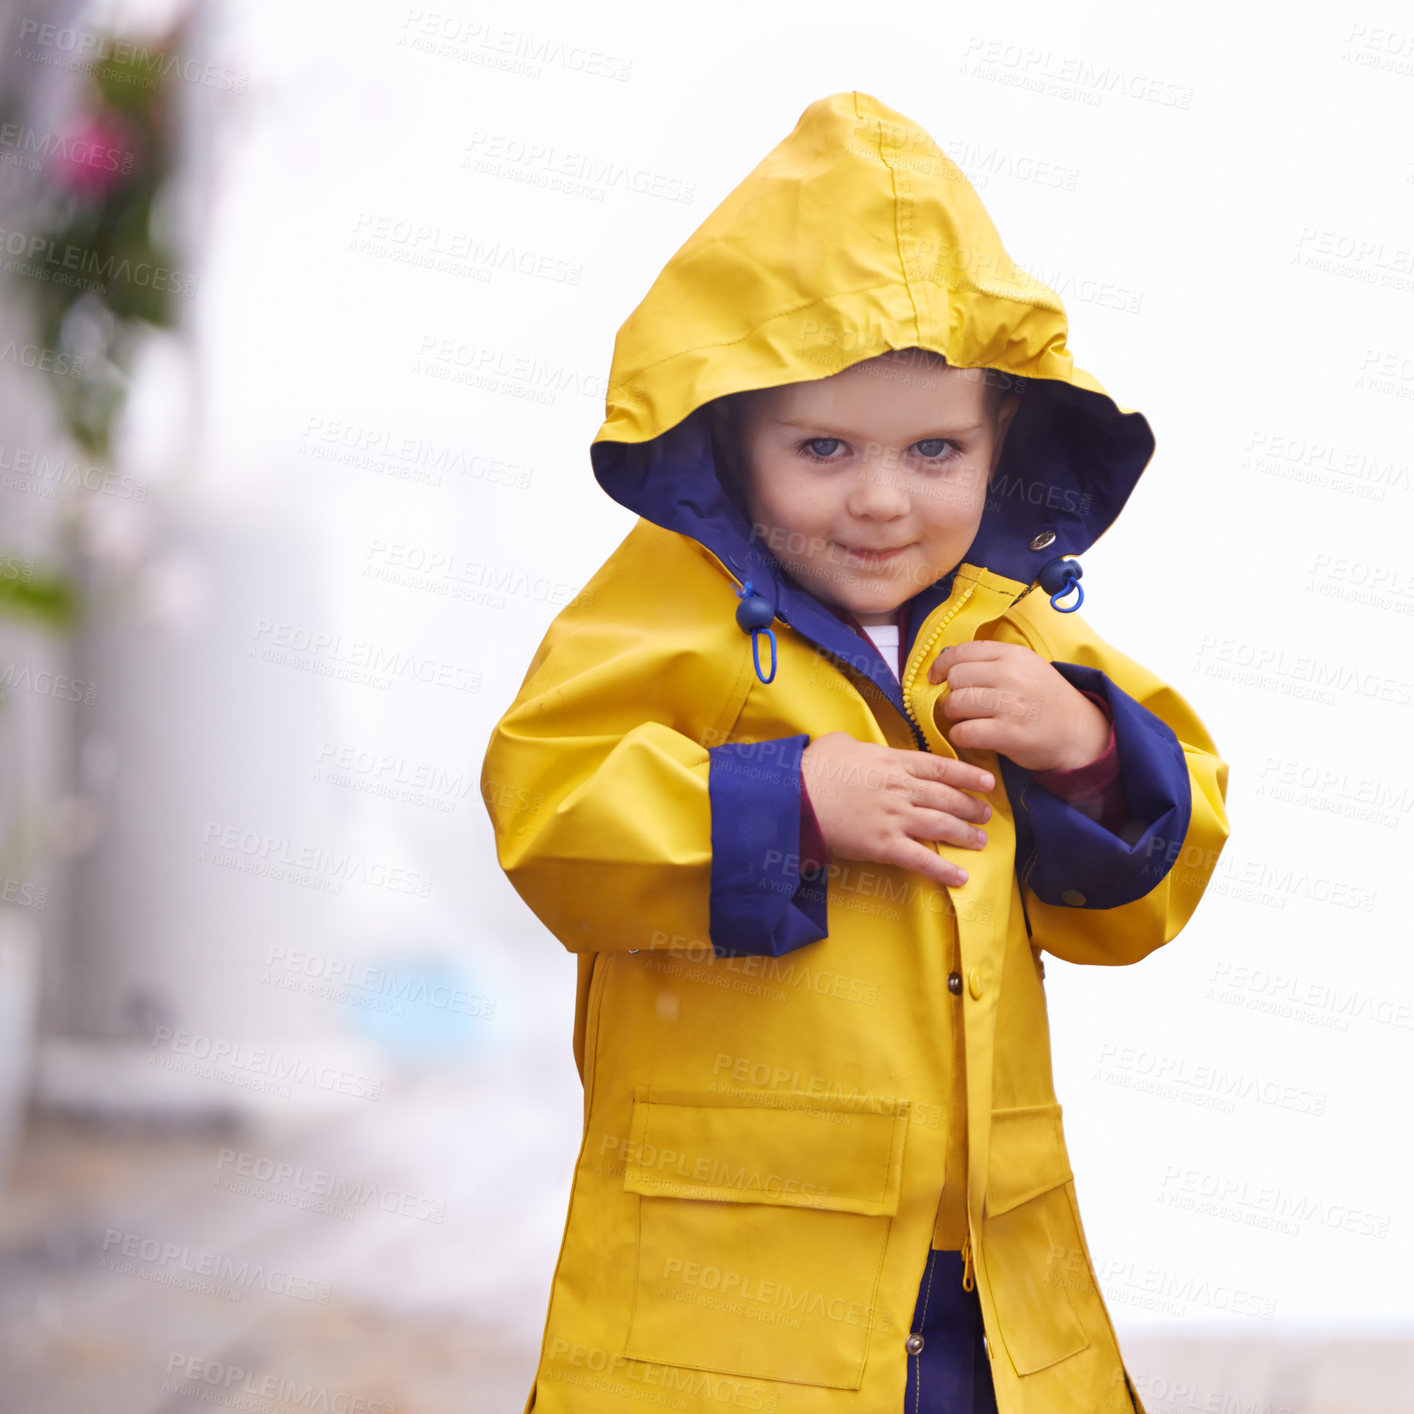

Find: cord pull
1037;555;1084;613
734;579;778;684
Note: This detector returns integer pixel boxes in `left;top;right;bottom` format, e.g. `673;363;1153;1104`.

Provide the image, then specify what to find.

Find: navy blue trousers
905;1247;999;1414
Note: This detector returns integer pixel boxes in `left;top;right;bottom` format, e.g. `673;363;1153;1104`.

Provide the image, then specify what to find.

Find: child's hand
926;641;1110;772
800;732;994;888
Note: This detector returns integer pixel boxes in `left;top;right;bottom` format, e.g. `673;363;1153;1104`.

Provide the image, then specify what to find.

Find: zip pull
960;1231;975;1292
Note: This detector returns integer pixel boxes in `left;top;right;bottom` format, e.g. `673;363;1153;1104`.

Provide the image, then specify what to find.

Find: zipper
960;1229;975;1292
898;578;979;754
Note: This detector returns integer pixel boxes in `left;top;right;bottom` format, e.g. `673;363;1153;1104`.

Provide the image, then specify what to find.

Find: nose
844;454;910;520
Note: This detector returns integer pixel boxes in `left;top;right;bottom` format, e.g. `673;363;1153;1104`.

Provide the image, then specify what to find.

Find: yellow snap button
968;967;983;999
1060;889;1087;906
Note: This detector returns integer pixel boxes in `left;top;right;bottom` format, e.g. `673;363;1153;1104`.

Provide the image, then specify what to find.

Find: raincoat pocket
621;1086;910;1389
980;1101;1092;1376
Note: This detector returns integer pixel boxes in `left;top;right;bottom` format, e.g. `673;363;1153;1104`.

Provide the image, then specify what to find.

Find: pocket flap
622;1086;910;1217
985;1102;1073;1216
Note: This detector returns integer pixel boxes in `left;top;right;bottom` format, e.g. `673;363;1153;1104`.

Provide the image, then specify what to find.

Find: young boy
481;91;1230;1414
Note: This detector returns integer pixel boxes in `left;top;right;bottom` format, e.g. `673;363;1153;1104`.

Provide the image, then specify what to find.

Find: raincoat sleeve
987;605;1231;966
480;576;829;959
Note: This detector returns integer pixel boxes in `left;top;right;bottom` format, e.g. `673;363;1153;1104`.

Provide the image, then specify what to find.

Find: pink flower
49;111;139;199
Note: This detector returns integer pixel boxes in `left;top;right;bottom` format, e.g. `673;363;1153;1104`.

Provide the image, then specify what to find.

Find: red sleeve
799;769;831;873
1030;688;1129;836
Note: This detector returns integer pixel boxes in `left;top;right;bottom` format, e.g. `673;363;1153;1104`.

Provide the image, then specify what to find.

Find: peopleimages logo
162;1354;397;1414
13;19;249;91
100;1229;331;1303
959;36;1193;109
0;224;198;296
214;1148;447;1224
148;1026;383;1102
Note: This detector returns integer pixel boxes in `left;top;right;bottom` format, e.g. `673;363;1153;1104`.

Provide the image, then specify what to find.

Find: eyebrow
773;417;985;436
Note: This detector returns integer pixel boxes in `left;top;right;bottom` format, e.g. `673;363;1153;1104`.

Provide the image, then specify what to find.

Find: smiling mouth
837;542;911;563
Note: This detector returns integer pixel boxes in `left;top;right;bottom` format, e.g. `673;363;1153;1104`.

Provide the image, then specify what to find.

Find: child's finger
939;683;1024;727
927;640;1010;684
891;835;972;888
905;749;994;795
915;779;993;824
931;660;1001;706
906;804;989;851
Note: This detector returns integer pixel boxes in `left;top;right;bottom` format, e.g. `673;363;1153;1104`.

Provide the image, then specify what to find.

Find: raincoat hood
590;90;1155;671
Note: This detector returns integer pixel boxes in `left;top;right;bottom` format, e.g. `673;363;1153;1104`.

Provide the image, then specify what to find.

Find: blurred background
0;0;1410;1410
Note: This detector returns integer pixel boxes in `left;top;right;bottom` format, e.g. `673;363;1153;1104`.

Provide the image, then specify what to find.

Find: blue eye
914;439;959;460
798;437;960;465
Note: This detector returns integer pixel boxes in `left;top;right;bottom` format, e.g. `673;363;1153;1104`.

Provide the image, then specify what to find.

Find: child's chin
845;597;907;621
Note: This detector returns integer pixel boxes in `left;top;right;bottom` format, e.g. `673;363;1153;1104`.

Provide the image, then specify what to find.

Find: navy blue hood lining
589;376;1155;741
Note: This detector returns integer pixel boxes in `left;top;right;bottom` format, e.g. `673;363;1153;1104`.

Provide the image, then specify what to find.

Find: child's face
727;357;1019;626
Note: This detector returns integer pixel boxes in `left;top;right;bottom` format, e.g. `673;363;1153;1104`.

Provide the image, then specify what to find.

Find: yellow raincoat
482;91;1230;1414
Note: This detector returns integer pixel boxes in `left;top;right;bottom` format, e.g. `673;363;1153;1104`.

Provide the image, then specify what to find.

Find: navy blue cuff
708;734;830;957
998;664;1192;910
